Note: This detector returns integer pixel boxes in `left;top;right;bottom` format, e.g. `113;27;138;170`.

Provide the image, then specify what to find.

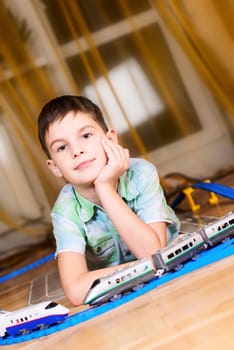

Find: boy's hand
94;136;129;188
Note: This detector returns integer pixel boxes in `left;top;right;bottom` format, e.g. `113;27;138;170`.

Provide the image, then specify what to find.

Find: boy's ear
106;129;118;142
46;159;63;178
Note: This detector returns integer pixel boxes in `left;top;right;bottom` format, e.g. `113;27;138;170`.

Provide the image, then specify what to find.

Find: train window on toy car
89;279;101;289
20;318;24;322
45;302;58;309
127;273;131;278
25;317;28;321
217;226;222;231
222;222;228;228
175;248;182;255
168;253;174;259
182;244;189;251
229;219;234;225
121;276;126;281
116;278;121;283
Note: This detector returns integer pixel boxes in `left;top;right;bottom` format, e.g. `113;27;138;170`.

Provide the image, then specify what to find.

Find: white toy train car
84;211;234;305
152;211;234;272
84;258;155;306
199;211;234;245
0;301;69;337
152;231;207;272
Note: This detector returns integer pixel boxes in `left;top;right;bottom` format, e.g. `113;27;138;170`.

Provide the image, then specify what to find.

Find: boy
38;95;179;306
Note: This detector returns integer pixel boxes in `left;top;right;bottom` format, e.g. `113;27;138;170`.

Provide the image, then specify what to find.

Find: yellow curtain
153;0;234;117
0;4;62;230
58;0;150;158
1;0;232;232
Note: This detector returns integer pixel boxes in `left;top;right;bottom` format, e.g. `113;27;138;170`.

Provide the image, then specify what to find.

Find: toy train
84;258;156;305
1;212;233;337
153;210;234;272
0;301;69;338
84;211;234;306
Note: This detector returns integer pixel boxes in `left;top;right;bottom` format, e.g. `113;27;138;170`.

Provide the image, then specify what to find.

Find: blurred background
0;0;233;260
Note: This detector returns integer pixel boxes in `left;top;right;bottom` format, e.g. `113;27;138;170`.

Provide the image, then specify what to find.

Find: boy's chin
73;177;97;188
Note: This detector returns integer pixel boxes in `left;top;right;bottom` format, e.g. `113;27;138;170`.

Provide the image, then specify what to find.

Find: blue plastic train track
1;237;233;345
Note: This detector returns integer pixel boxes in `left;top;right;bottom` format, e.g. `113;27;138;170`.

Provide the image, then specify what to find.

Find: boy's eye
57;144;66;152
82;132;92;139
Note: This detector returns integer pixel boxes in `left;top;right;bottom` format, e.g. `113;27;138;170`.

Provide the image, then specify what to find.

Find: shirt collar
73;188;95;222
118;169;139;201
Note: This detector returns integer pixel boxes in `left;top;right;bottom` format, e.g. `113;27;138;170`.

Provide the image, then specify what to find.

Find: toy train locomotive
84;258;157;305
84;211;234;306
0;301;69;338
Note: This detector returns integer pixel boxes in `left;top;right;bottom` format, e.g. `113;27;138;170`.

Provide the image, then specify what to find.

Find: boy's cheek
99;140;108;161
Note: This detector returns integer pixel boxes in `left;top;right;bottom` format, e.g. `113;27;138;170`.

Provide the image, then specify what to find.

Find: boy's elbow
66;290;84;307
65;285;86;307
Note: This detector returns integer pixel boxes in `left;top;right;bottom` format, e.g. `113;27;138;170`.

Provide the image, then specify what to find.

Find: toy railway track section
0;211;234;345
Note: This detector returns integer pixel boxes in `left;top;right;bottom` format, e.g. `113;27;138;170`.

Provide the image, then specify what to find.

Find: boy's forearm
64;261;135;306
95;184;163;258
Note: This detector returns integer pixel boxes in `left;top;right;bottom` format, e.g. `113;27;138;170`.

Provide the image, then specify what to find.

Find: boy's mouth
74;159;94;170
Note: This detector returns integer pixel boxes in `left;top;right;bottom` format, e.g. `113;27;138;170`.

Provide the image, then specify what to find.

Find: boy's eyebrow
49;138;65;150
48;124;96;150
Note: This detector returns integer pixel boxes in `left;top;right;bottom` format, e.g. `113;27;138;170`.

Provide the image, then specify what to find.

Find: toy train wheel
36;323;48;330
132;283;144;291
174;264;183;271
191;254;199;261
19;329;29;335
110;294;122;302
221;237;230;243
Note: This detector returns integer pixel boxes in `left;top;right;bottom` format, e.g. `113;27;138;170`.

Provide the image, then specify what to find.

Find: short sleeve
131;160;180;241
51;212;86;257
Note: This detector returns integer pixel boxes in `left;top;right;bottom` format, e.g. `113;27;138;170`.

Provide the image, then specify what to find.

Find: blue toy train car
0;301;69;337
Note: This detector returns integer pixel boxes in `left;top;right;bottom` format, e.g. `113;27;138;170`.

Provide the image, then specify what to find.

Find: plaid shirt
51;158;179;269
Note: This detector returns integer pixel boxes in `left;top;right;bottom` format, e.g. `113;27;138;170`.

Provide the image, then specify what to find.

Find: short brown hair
38;95;108;158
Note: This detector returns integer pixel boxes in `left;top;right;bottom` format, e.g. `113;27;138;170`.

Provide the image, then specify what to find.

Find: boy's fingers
101;137;129;170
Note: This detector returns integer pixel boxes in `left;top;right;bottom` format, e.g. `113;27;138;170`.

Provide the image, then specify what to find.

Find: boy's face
45;111;117;188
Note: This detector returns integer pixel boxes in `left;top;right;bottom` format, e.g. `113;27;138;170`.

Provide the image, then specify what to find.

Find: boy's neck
73;184;102;206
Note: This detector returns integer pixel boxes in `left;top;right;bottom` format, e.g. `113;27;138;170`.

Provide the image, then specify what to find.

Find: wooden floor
1;173;234;350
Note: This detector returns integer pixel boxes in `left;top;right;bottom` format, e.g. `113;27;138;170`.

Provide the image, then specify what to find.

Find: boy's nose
72;143;85;157
73;149;84;158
